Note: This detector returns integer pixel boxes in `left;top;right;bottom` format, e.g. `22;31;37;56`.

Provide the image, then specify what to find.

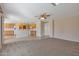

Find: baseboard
53;37;79;43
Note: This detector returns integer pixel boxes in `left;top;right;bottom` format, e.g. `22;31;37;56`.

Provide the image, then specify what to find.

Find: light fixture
40;17;45;20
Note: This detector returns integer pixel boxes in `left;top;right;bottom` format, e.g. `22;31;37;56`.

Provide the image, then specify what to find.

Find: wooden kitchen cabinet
30;31;36;37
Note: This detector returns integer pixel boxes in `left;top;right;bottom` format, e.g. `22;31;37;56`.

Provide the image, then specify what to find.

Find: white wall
42;17;54;38
54;15;79;42
36;18;54;38
48;19;54;38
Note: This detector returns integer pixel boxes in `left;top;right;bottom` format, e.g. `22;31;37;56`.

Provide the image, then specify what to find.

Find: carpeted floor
0;38;79;56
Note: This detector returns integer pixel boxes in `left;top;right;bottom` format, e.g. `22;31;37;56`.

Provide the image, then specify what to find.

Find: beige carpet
0;38;79;56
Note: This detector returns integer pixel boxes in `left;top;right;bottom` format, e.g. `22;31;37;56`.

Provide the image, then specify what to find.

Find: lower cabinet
30;31;36;37
4;30;15;39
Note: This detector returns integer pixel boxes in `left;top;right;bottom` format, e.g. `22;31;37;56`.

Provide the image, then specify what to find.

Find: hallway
0;38;79;56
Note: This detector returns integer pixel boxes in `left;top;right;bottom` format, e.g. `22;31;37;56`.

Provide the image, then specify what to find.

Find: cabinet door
30;31;36;37
4;30;14;36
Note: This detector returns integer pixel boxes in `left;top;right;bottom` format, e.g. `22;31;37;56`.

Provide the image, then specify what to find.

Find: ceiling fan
35;12;51;20
35;3;59;20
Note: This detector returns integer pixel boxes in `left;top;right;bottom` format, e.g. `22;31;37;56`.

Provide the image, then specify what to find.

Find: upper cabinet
4;23;15;29
29;24;36;29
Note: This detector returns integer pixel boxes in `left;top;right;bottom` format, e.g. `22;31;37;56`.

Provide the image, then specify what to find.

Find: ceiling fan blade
47;15;50;17
51;3;57;6
51;3;59;6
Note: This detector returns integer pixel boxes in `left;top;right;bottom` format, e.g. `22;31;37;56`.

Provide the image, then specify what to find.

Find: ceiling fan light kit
40;17;45;20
